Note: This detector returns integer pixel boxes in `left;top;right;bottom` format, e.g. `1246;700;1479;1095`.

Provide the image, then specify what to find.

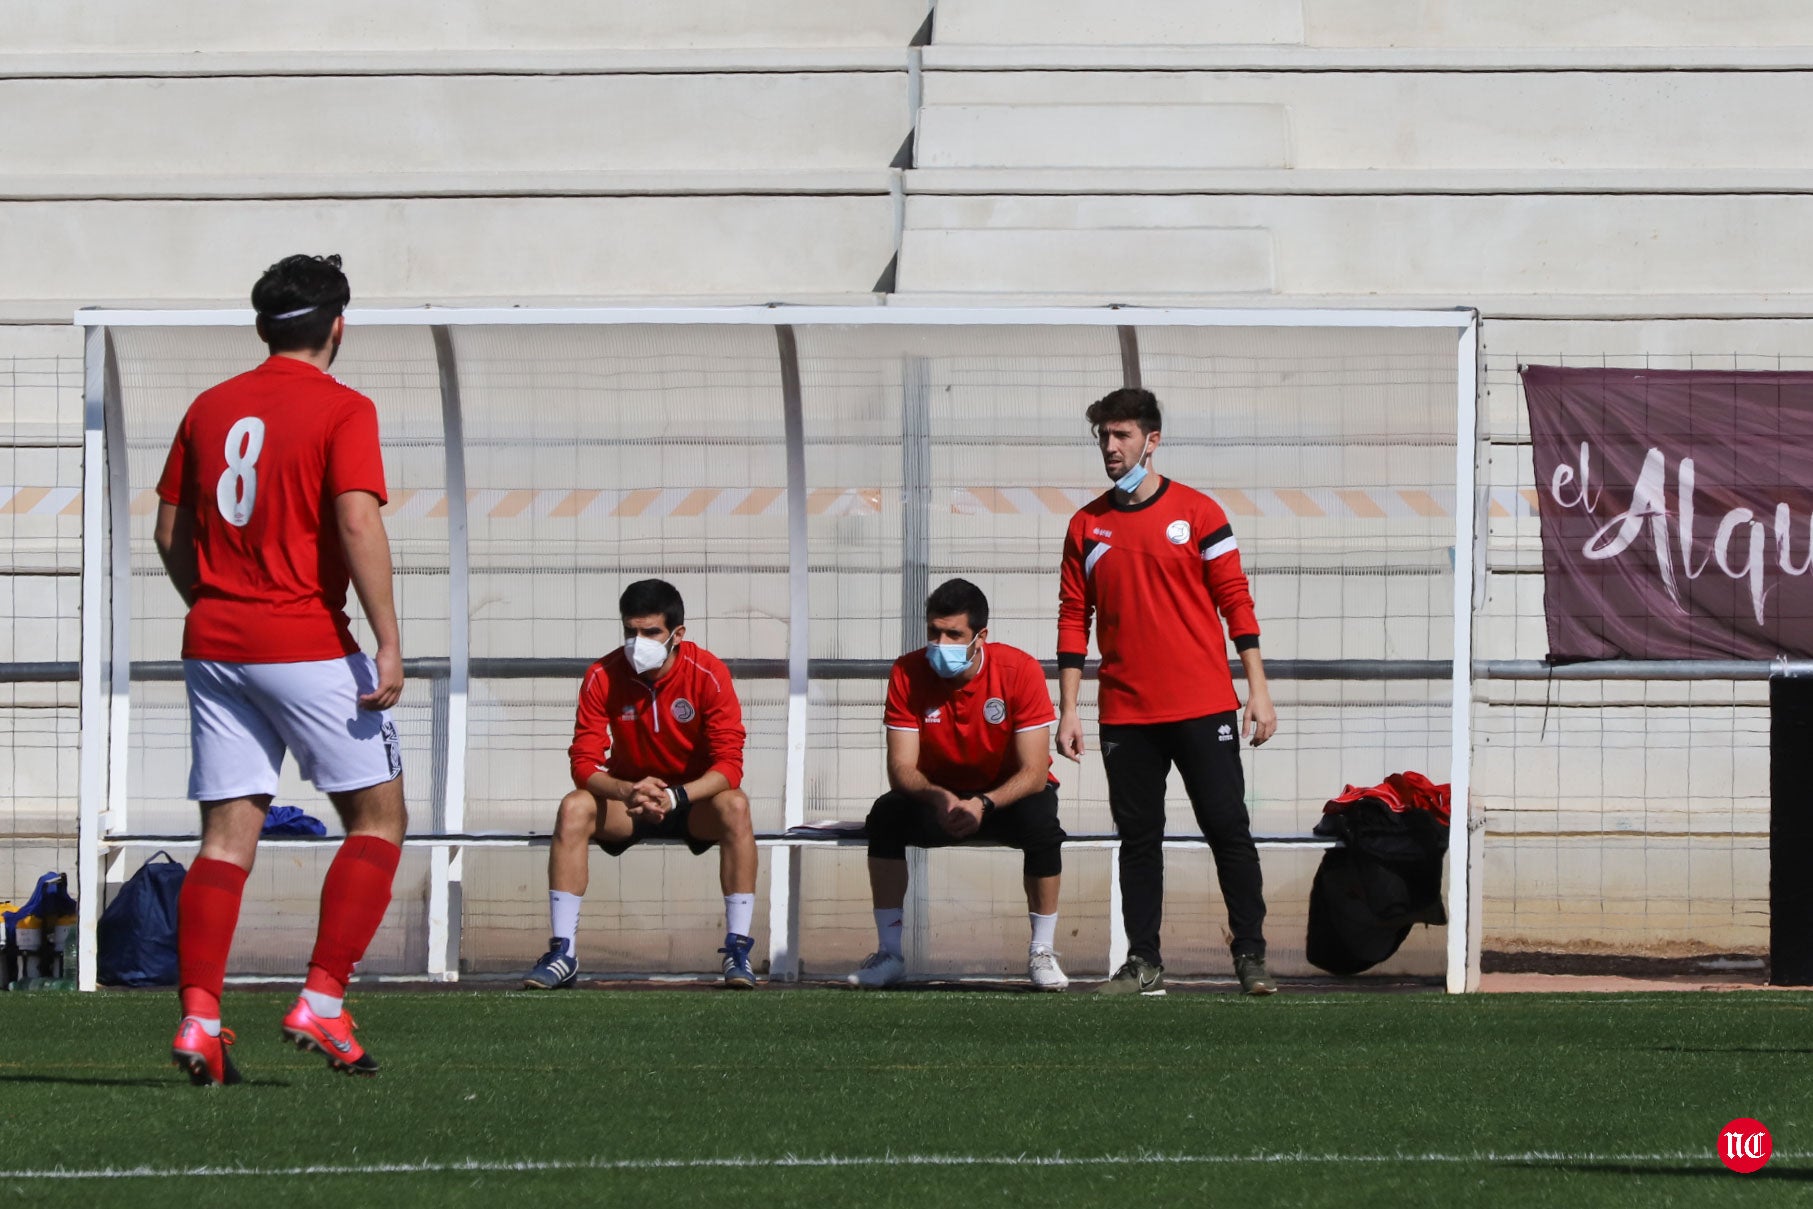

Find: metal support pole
1107;850;1128;975
1105;323;1140;974
900;356;932;968
75;326;109;991
1117;325;1142;389
1445;314;1482;993
429;327;471;981
768;325;809;980
103;340;130;838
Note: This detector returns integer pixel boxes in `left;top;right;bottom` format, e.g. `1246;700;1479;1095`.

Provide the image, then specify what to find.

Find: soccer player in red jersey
153;254;407;1084
848;579;1068;991
1055;387;1280;997
523;579;759;989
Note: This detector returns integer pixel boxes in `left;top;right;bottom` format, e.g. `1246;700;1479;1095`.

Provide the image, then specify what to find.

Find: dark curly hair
619;579;685;631
1086;386;1163;437
925;577;988;634
251;253;350;353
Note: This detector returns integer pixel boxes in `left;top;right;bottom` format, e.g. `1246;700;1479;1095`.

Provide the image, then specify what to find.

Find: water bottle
14;914;40;984
55;926;80;990
0;900;16;991
50;911;75;981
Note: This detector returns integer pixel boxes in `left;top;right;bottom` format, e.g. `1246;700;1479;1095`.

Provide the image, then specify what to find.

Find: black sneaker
1097;955;1165;996
523;937;578;989
1235;953;1277;996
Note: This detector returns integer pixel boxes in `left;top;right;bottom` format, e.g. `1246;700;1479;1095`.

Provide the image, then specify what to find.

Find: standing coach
1055;387;1280;996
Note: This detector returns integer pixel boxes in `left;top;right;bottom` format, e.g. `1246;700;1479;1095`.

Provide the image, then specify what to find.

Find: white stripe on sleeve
1201;535;1238;561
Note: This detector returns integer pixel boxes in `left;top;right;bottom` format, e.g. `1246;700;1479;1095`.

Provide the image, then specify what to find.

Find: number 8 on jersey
217;416;266;527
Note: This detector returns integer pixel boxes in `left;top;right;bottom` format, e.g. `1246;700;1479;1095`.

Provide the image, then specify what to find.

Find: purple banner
1523;365;1813;661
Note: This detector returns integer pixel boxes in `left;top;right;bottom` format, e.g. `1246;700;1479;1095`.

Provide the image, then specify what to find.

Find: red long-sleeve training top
567;641;745;790
1057;477;1261;725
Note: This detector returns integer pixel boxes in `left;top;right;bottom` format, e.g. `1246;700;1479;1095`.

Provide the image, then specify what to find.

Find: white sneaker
1028;947;1069;992
847;950;906;989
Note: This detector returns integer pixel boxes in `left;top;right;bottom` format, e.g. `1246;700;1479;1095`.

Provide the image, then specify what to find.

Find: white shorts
185;654;401;801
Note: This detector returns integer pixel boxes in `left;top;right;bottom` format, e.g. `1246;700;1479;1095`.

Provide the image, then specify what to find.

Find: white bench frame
102;829;1340;980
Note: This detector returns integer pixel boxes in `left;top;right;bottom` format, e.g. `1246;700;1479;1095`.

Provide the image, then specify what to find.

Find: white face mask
624;634;674;675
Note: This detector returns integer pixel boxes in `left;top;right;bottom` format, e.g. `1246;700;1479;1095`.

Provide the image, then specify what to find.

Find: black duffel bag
1307;794;1448;976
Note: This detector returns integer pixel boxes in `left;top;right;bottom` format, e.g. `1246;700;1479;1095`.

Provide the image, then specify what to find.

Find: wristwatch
977;794;997;816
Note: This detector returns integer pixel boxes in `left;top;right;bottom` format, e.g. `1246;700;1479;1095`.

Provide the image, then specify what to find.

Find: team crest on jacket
1165;519;1191;545
984;697;1007;725
671;698;695;723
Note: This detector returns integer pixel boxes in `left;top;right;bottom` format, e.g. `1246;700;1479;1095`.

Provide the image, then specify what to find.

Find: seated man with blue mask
848;578;1069;991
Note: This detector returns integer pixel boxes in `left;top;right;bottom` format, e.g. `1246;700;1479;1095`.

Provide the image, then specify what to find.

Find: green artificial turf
0;988;1808;1207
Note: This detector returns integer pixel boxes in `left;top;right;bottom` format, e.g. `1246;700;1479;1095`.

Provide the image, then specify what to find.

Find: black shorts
864;784;1065;878
595;799;716;857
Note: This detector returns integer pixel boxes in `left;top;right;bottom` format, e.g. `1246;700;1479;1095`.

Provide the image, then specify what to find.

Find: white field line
1;1151;1801;1181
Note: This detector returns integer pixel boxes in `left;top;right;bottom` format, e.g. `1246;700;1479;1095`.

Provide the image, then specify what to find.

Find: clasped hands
624;776;674;821
931;788;986;839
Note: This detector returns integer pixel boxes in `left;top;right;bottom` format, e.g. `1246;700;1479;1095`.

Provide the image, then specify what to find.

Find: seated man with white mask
524;578;759;989
849;578;1069;991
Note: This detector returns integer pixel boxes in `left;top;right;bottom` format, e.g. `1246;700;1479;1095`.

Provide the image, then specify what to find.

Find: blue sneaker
523;937;578;989
719;933;757;989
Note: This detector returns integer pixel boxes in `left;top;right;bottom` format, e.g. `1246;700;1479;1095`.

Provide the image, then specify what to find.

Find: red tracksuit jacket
1057;477;1261;725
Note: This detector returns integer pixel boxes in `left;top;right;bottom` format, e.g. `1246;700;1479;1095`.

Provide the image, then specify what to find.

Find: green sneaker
1235;953;1277;996
1097;956;1166;996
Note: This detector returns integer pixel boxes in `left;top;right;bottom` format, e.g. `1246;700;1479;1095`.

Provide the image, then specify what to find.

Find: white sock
874;907;905;957
301;989;343;1019
725;892;755;938
190;1016;221;1037
550;890;582;956
1029;911;1058;952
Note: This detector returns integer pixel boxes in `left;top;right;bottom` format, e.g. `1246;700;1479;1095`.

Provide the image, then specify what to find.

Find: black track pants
1100;711;1266;964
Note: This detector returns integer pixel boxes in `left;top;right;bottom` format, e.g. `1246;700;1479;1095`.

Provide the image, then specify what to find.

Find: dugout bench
100;827;1339;982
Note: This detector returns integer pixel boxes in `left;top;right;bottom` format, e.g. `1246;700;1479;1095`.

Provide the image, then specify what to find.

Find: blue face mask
1112;436;1154;493
926;639;977;679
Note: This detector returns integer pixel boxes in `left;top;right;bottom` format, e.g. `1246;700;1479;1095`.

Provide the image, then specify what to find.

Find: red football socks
304;835;402;997
177;857;249;1020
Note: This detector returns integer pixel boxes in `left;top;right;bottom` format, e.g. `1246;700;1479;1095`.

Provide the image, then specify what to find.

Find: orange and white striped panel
0;485;1529;521
952;486;1477;520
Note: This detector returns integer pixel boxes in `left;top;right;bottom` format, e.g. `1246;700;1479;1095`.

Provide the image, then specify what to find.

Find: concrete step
933;0;1813;51
896;193;1813;310
0;75;909;198
916;103;1289;171
3;0;928;55
0;49;917;78
915;70;1813;176
0;196;897;322
923;46;1813;70
905;168;1813;196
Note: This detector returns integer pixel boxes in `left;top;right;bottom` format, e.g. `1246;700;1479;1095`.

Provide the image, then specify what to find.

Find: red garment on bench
1323;770;1451;828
